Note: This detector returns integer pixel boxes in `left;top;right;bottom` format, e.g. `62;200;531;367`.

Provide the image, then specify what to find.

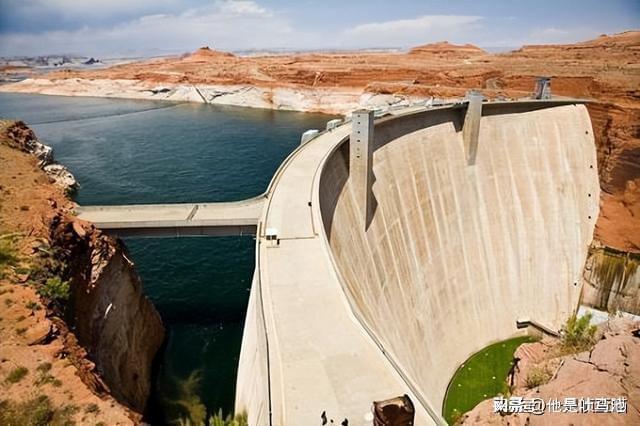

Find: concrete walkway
76;197;264;237
259;122;436;425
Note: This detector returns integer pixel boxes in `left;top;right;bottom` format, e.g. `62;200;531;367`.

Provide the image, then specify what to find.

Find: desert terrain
2;31;638;253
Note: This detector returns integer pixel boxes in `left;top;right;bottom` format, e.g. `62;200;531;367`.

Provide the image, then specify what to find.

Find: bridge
76;97;598;426
76;197;264;237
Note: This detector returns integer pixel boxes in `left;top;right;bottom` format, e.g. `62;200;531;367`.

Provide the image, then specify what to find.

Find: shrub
36;363;52;373
5;366;28;384
85;403;100;414
209;411;248;426
26;300;42;311
37;276;70;303
561;313;597;353
450;410;463;424
59;404;78;417
0;395;75;426
525;365;552;389
0;239;18;274
14;266;30;275
30;396;54;426
35;363;57;387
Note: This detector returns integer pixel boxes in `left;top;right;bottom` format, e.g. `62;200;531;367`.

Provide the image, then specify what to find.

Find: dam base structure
78;98;599;425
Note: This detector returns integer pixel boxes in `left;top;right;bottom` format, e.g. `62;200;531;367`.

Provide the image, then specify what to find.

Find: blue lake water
0;93;335;423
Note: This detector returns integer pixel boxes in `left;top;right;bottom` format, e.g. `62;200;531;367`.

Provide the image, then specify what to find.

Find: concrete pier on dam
76;98;599;425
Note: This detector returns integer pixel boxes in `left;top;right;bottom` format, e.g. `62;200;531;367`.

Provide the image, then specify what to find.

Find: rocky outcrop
5;120;78;193
43;163;79;193
51;217;165;413
184;46;235;61
5;119;53;166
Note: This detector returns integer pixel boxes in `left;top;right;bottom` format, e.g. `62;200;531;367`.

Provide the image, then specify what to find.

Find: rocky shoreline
0;120;164;424
0;77;429;115
5;120;78;194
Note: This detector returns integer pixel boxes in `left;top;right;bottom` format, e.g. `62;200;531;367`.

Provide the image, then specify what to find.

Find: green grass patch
443;335;535;424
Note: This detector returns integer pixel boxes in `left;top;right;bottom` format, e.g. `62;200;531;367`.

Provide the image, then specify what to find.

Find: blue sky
0;0;637;57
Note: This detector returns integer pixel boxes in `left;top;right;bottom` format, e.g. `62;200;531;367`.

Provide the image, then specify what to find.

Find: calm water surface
0;93;335;423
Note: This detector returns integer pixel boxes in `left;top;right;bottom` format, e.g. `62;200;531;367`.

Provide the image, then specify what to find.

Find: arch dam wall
318;103;600;411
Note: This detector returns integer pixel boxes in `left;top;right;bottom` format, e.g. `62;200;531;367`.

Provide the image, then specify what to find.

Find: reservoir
0;93;334;423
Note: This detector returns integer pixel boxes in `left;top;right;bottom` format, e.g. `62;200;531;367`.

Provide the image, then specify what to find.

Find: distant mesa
185;46;235;60
409;41;486;56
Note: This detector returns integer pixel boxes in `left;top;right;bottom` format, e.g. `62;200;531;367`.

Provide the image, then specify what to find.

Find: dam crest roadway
76;97;599;425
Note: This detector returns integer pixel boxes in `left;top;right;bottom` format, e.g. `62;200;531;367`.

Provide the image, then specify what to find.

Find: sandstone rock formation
409;41;485;57
5;120;78;193
51;217;165;412
5;119;53;166
42;163;78;193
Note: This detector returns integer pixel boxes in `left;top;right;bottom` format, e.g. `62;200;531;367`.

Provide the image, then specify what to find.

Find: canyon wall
319;104;599;409
3;119;164;414
52;218;165;412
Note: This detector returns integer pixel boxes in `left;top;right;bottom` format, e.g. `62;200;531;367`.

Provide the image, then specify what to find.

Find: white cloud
217;0;269;16
0;1;296;56
341;15;484;48
2;0;178;21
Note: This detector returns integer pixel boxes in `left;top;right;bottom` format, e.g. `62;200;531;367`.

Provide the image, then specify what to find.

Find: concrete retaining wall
235;271;270;426
319;104;599;411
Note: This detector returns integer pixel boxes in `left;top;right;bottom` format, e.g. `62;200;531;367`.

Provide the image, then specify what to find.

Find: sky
0;0;637;57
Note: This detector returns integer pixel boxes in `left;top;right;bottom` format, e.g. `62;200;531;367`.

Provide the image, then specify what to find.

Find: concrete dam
78;99;599;425
318;101;598;421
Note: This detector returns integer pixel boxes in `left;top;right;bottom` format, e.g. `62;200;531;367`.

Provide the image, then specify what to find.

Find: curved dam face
319;104;599;411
